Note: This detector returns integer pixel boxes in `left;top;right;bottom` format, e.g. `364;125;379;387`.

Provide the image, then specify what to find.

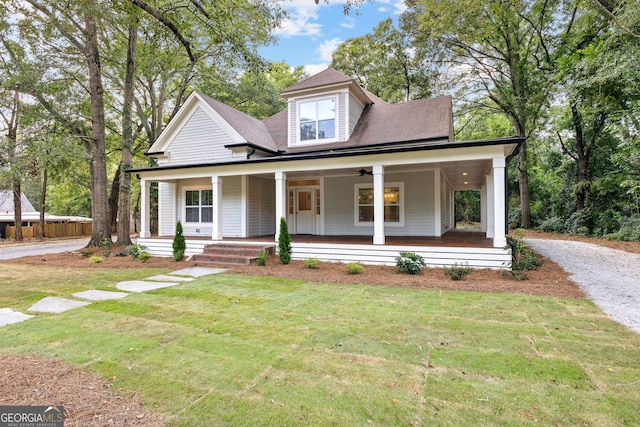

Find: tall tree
405;0;561;228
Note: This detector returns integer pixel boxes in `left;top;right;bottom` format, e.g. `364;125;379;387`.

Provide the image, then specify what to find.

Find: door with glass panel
295;188;314;234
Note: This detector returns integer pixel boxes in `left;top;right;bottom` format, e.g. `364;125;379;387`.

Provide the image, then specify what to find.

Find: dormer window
299;97;337;143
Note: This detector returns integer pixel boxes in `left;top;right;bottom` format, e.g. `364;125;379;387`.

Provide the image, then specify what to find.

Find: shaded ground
1;231;639;426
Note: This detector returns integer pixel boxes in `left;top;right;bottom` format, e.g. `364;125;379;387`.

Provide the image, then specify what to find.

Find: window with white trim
299;97;336;142
355;183;404;226
185;189;213;223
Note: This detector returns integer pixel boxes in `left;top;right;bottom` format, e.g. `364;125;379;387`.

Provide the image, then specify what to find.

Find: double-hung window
355;183;404;226
185;189;213;223
299;97;336;142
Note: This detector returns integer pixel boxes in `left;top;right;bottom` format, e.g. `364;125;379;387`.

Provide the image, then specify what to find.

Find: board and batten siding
247;176;275;237
323;171;436;236
160;107;236;166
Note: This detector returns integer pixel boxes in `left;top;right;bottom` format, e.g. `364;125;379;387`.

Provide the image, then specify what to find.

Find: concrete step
195;243;275;265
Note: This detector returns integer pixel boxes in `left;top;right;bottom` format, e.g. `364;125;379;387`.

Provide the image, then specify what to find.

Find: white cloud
274;4;323;38
340;17;355;29
317;37;343;63
376;0;406;15
304;64;329;76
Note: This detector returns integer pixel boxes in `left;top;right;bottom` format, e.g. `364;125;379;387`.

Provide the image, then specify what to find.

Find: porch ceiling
282;159;492;190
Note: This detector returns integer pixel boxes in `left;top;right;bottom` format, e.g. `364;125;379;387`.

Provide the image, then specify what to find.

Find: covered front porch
138;230;511;269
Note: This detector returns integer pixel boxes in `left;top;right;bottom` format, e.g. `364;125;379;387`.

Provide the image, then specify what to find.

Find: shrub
79;248;93;258
608;215;640;242
256;250;267;266
304;257;319;269
444;262;473;281
90;256;103;264
345;263;364;275
506;235;544;281
278;218;292;265
137;252;152;263
538;216;567;233
127;243;149;260
173;221;186;261
396;251;426;275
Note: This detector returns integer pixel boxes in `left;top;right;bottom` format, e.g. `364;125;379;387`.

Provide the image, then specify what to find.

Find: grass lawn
1;263;639;426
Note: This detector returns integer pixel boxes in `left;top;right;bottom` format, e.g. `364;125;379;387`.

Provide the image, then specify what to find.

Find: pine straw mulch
2;231;639;426
0;354;163;426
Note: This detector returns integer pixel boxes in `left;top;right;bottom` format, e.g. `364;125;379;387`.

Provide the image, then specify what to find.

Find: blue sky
260;0;406;75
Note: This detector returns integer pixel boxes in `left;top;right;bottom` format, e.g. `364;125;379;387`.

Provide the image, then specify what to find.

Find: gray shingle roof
280;68;354;95
0;191;36;213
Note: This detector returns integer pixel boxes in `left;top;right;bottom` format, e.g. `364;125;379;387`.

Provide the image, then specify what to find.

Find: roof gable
0;191;36;213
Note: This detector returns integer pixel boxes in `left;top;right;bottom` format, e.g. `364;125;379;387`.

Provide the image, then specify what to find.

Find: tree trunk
13;181;23;241
84;13;111;247
109;162;121;233
117;18;138;247
571;104;590;212
39;166;48;239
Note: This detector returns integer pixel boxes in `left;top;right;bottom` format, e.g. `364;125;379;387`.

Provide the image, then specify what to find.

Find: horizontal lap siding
158;182;175;236
222;176;242;237
248;176;275;237
164;107;236;166
324;171;435;236
348;93;365;137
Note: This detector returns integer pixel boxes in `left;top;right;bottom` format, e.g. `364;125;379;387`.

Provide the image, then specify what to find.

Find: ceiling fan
358;168;373;176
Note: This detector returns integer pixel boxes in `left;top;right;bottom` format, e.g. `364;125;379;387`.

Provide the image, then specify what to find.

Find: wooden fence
5;222;92;239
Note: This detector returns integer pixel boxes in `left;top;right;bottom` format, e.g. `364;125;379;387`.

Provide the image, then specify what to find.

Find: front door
295;188;314;234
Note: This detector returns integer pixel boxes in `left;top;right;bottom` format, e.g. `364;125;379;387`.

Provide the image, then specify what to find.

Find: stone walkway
0;267;226;327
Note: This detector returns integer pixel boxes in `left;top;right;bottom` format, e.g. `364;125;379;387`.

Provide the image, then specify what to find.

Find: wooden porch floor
150;230;493;248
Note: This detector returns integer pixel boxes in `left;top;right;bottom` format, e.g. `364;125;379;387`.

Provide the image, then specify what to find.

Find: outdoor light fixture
358;168;373;176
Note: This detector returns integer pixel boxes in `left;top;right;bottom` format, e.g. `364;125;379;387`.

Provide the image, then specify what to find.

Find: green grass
1;263;639;426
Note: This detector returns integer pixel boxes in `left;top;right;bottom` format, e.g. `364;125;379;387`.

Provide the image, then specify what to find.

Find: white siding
221;176;242;237
324;171;436;236
161;107;236;166
158;182;176;236
338;92;347;141
348;92;365;137
288;100;296;147
248;176;275;237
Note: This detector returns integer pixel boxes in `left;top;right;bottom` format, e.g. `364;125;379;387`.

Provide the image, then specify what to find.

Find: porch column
275;171;287;241
434;169;442;237
140;178;151;238
492;157;507;247
373;164;385;245
486;174;495;239
480;183;487;232
212;175;223;240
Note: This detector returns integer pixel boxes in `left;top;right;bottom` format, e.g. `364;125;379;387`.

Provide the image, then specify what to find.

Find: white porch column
434;169;442;237
140;178;151;238
480;183;487;233
275;171;287;241
212;175;223;240
373;164;385;245
486;174;495;239
492;157;507;247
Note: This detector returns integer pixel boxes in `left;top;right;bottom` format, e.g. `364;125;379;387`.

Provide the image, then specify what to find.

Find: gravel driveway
525;239;640;334
0;238;89;260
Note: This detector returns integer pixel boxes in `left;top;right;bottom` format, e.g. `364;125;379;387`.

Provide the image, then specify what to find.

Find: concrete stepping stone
0;308;34;326
116;280;180;293
28;297;91;314
72;290;129;301
144;274;194;282
169;267;227;277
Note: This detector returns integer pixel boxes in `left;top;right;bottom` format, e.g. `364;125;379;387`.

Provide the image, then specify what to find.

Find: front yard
0;263;638;426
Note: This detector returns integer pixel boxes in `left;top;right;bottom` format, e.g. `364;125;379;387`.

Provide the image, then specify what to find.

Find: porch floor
148;230;494;248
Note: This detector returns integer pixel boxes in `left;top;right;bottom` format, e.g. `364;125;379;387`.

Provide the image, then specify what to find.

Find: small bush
127;243;149;260
99;237;112;249
345;263;364;275
90;256;104;264
278;218;292;265
538;216;566;233
444;262;473;281
137;252;152;263
79;248;93;258
506;235;544;281
304;257;319;269
396;251;426;275
256;250;267;266
173;221;186;261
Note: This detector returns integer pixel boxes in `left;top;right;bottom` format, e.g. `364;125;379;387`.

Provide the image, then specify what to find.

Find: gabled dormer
279;68;373;148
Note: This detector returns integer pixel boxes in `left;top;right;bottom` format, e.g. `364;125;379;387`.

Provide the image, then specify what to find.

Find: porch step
192;243;275;265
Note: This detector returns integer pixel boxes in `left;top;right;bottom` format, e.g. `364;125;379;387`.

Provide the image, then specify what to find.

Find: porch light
462;172;468;176
464;181;469;185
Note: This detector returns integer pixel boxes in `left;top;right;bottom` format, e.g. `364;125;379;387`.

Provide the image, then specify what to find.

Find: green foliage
127;243;149;261
277;218;292;265
89;256;103;264
304;257;319;269
606;215;640;242
256;250;267;266
444;262;473;281
345;263;364;275
506;235;544;281
172;221;186;262
396;251;426;275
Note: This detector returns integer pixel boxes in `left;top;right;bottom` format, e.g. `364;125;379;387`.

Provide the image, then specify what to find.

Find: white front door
295;188;314;234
